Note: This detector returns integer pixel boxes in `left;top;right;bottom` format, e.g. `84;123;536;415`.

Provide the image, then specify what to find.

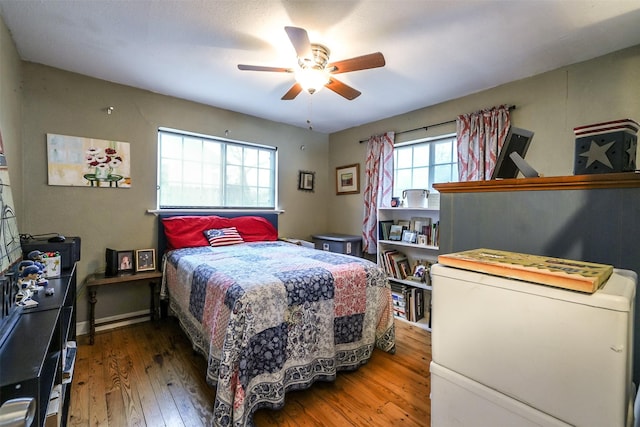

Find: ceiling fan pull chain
307;98;313;131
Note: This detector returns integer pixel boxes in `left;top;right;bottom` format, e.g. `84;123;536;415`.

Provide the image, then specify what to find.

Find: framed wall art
47;133;131;188
336;163;360;195
298;170;315;192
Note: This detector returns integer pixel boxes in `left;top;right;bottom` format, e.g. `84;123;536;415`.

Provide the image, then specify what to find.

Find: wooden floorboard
69;317;431;426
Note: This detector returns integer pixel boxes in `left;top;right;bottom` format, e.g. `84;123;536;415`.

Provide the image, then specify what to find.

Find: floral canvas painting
47;133;131;188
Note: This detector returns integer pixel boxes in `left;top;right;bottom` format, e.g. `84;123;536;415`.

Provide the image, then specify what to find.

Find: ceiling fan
237;26;385;100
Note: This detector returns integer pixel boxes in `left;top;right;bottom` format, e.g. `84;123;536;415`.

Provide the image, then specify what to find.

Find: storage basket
402;189;429;208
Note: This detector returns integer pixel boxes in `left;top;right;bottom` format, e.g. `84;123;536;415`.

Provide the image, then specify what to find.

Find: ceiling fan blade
281;83;303;100
325;77;361;100
238;64;292;73
284;26;312;59
328;52;386;74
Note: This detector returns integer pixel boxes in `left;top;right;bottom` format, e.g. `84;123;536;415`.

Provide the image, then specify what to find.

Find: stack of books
381;249;411;279
391;282;427;322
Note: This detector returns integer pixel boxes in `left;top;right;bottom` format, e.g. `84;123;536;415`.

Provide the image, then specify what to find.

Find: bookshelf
377;201;439;331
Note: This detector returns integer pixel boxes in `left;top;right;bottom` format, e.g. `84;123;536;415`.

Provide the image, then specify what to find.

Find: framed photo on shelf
336;163;360;195
389;224;404;241
402;230;417;244
298;170;315;192
135;248;156;272
117;250;134;274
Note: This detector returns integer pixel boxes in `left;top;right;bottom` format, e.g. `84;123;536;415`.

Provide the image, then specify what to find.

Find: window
157;128;277;209
393;134;458;196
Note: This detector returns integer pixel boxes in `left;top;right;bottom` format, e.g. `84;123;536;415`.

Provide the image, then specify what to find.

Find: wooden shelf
389;277;432;291
394;314;431;331
433;172;640;193
379;240;438;251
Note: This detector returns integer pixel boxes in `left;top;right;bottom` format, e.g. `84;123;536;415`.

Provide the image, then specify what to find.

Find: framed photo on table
336;163;360;195
135;248;156;272
117;250;134;274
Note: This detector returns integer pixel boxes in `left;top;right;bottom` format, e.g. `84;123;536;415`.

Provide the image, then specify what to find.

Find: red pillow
229;216;278;242
162;216;232;249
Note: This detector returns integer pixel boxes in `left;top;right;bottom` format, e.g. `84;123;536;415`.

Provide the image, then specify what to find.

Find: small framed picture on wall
135;249;156;272
336;163;360;195
298;170;315;192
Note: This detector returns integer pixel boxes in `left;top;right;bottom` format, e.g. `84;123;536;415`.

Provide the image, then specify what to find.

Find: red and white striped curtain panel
362;131;395;255
456;105;511;181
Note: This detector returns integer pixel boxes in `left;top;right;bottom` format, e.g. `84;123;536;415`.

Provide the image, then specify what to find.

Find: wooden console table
86;270;162;344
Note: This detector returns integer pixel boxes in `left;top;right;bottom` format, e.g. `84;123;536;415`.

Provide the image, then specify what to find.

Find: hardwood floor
68;317;431;426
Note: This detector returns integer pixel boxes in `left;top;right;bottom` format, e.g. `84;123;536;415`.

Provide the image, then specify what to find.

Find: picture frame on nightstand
117;250;134;274
135;249;156;272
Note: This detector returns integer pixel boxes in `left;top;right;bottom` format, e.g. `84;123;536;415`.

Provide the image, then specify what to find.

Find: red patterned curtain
456;105;511;181
362;131;395;254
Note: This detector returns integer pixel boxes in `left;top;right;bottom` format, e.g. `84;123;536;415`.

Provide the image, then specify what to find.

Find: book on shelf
410;217;432;233
391;282;428;322
389;251;408;279
382;249;411;280
438;248;613;293
432;221;439;246
381;249;397;277
397;258;412;279
62;341;77;384
379;220;394;240
391;288;408;320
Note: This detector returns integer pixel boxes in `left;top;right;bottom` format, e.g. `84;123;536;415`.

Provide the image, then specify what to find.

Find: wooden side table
85;270;163;344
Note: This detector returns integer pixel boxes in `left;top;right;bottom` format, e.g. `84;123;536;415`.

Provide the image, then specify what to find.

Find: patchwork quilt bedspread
162;241;396;426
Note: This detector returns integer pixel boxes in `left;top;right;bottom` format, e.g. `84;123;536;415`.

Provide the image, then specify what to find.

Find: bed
158;213;396;426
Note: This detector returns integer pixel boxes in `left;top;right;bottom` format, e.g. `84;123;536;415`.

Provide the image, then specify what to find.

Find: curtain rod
358;105;516;143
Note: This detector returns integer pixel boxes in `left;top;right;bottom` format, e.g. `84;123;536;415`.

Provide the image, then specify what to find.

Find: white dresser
430;264;636;427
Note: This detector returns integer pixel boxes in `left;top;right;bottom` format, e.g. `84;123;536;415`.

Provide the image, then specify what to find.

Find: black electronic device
21;236;81;271
105;248;118;277
491;126;535;179
48;235;65;243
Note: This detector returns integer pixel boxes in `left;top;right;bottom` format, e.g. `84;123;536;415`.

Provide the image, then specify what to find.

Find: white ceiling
1;1;640;134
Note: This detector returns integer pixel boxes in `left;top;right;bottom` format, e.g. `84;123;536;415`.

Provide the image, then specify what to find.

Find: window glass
158;128;277;209
393;134;458;196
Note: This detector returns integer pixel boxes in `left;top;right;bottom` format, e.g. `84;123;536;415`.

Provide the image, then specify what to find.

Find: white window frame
157;128;278;210
393;133;458;196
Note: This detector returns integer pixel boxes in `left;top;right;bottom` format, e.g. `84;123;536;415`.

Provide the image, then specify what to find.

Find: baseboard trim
76;309;151;336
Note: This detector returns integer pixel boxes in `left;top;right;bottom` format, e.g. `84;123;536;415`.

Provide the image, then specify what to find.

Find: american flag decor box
573;118;638;175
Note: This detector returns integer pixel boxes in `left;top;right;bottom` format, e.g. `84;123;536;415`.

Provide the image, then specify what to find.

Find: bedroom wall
327;44;640;237
17;63;330;328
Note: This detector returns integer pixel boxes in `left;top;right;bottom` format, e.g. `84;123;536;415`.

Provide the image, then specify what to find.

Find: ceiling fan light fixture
295;67;330;94
238;27;385;100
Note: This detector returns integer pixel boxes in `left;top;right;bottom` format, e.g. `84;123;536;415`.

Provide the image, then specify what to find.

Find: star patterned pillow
203;227;245;247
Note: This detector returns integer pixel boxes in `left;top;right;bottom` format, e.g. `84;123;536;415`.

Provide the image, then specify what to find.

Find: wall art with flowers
46;133;131;188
